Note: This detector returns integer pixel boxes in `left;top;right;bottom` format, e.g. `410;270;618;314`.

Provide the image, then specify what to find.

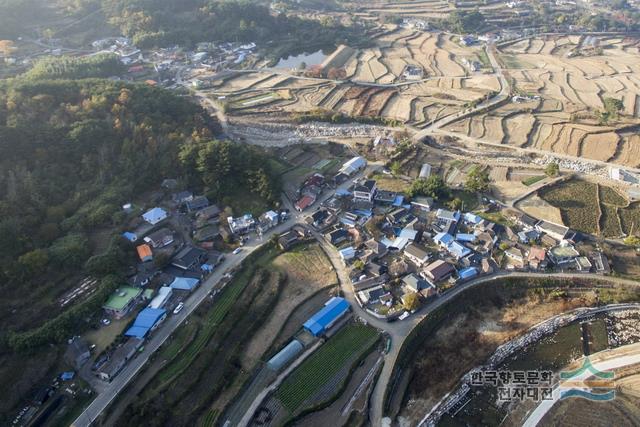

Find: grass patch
539;179;600;234
370;174;410;192
619;202;640;236
476;211;512;226
599;185;627;206
476;50;491;69
521;175;546;186
447;190;480;211
600;205;622;238
276;323;379;413
500;54;526;69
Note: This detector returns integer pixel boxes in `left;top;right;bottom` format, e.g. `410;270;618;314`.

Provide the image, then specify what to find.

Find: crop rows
155;270;250;384
276;323;378;413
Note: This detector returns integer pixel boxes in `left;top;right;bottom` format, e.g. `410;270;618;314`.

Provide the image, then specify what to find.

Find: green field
539;179;640;237
153;245;279;386
276;323;379;412
521;175;545;186
539;179;600;234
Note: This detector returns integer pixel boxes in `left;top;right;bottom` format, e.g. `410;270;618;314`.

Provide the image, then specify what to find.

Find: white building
339;156;367;176
142;207;168;225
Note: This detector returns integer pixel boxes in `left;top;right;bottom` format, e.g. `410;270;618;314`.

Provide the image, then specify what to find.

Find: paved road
366;271;640;426
411;45;510;142
71;217;298;427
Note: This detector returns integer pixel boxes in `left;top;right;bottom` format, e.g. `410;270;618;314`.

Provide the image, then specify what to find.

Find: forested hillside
102;0;365;48
0;79;217;333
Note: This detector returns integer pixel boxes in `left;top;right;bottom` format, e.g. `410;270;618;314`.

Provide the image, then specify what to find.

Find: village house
548;244;580;265
535;220;570;242
527;246;548;270
143;228;174;248
65;337;91;369
171;246;208;270
228;214;256;234
103;286;142;319
326;228;349;246
402;273;431;293
136;244;153;262
576;256;593;272
403;243;431;267
186;195;209;212
353;180;377;202
365;239;388;260
374;190;397;205
411;196;434;212
590;251;610;274
172;191;193;204
422;259;455;283
339;156;367;176
505;247;526;269
142;207;168;225
97;337;143;382
196;205;221;222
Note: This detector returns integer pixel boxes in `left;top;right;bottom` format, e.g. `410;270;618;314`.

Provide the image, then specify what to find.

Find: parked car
173;302;185;314
233;248;242;255
101;318;111;326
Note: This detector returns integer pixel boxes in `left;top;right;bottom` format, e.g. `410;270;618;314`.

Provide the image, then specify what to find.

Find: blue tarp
303;297;350;336
60;371;75;381
122;232;137;242
393;195;405;207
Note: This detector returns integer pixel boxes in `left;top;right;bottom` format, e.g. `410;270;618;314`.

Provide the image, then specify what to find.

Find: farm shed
125;308;167;339
303;297;350;337
148;286;172;309
267;340;304;371
169;277;200;291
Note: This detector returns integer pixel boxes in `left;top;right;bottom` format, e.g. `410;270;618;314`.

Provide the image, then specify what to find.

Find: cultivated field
537;178;639;237
446;35;640;167
204;28;498;128
243;243;338;369
277;323;379;414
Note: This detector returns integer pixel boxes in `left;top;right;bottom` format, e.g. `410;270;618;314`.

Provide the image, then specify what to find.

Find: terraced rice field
276;323;379;413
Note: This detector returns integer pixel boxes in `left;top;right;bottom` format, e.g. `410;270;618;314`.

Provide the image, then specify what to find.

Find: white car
173;302;185;315
101;318;111;326
233;248;242;255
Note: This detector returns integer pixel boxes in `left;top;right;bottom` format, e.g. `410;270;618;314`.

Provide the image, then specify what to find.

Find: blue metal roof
303;297;350;336
458;267;478;280
434;232;454;246
464;213;482;224
455;233;476;242
169;277;200;290
448;241;471;258
125;325;150;339
125;308;166;338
